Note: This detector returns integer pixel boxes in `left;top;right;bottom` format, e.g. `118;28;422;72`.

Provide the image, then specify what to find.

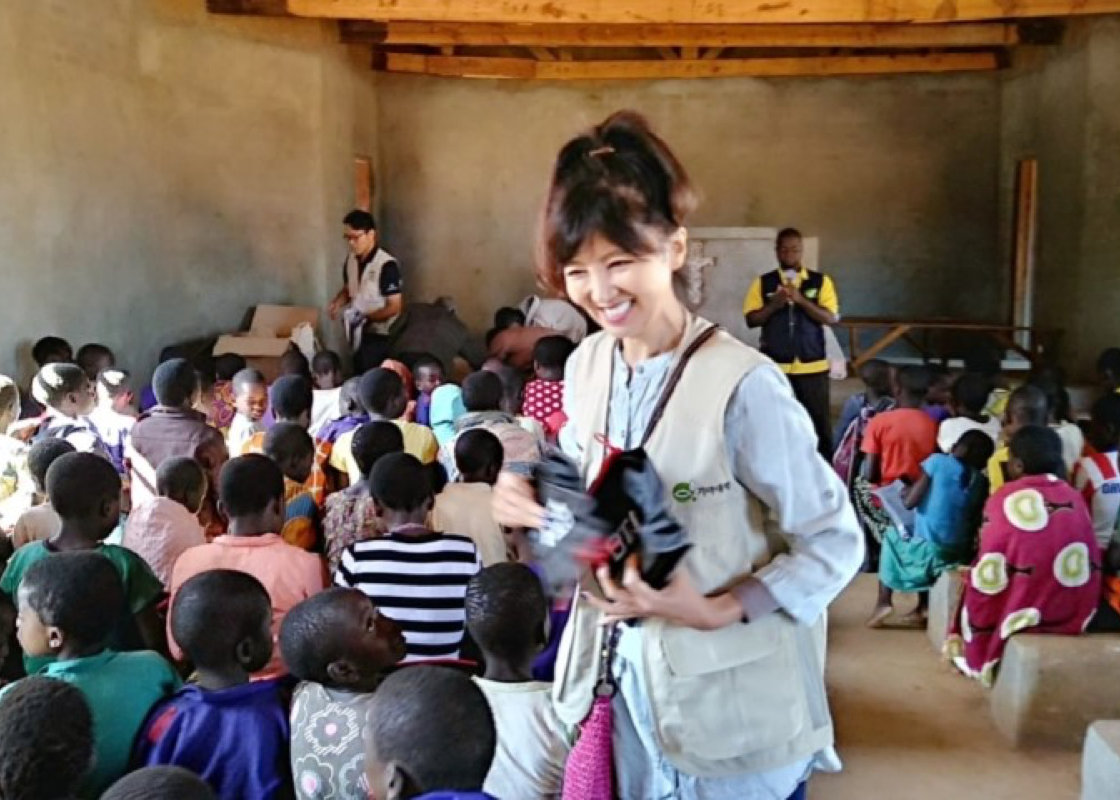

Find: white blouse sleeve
725;364;864;624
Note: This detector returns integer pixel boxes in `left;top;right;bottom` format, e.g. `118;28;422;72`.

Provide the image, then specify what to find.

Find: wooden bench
1082;721;1120;800
926;568;964;654
990;634;1120;749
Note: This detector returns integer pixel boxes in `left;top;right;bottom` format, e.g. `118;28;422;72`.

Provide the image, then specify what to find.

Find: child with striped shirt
335;453;480;663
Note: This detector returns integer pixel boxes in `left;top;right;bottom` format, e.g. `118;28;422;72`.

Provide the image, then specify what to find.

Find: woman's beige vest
552;315;834;777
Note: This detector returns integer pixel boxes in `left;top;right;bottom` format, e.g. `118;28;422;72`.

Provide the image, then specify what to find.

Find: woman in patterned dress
947;425;1101;687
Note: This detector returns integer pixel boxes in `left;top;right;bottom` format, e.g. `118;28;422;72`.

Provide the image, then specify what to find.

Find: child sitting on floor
227;369;269;456
9;552;180;794
242;375;313;455
441;371;541;481
323;421;403;573
937;372;1002;453
947;426;1101;686
310;350;344;438
923;364;953;424
30;363;107;457
168;455;326;679
281;588;407;800
1029;371;1085;474
987;384;1050;494
869;429;994;629
853;366;938;564
466;563;569;799
316;377;368;446
88;368;136;478
432;429;508;567
1072;392;1120;550
833;358;895;485
336;453;480;663
364;665;497;800
412;354;444;429
103;766;216;800
430;384;466;449
332;370;439;484
0;376;33;527
522;336;574;440
210;354;246;433
76;343;115;383
0;675;94;800
135;570;292;799
263;422;320;551
122;456;206;585
18;336;73;421
9;438;72;550
2;452;166;673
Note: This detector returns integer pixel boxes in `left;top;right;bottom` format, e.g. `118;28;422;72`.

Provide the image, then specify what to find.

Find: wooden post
1010;159;1039;343
354;157;374;212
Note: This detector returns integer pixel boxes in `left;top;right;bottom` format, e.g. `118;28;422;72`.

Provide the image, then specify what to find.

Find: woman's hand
585;556;742;631
492;472;546;529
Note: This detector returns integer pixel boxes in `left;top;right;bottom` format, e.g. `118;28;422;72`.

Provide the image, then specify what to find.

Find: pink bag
561;694;614;800
561;624;620;800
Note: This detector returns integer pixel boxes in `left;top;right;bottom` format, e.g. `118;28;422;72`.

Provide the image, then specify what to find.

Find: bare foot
897;609;928;629
866;605;892;629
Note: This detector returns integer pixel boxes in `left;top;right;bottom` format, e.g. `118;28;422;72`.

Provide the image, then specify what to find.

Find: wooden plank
681;46;701;59
293;0;1120;24
851;324;914;370
656;47;679;60
1010;159;1039;330
206;0;290;13
529;46;557;61
702;47;726;60
378;51;1001;80
342;20;1021;48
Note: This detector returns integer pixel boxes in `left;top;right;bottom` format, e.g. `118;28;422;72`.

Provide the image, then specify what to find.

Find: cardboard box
213;305;319;381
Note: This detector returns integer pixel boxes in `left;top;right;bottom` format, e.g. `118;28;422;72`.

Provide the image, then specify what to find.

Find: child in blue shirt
871;429;995;628
282;587;406;800
9;551;180;797
134;569;293;800
364;665;498;800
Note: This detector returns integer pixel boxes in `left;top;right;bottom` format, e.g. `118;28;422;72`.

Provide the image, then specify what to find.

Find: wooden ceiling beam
378;51;1001;80
340;21;1021;48
295;0;1120;24
206;0;291;14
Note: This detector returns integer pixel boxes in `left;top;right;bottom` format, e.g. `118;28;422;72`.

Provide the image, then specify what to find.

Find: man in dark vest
744;228;840;458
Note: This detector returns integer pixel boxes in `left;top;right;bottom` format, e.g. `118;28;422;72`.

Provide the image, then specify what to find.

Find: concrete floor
811;575;1081;799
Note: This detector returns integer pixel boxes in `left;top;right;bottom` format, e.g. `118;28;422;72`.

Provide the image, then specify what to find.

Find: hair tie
587;146;615;158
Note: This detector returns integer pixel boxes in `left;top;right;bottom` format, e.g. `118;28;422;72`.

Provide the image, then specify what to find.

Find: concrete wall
374;72;1004;333
0;0;377;382
1001;18;1120;379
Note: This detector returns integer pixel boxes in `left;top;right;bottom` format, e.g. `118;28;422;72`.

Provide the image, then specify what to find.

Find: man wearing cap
744;227;841;459
327;209;404;372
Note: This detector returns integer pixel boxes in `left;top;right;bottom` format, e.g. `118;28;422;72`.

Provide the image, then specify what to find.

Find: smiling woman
493;110;865;799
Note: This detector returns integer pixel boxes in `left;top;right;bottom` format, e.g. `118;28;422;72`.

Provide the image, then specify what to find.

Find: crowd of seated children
135;569;291;799
10;438;71;550
332;368;438;484
168;455;327;680
281;588;406;799
322;421;403;573
31;362;108;458
466;563;570;799
1073;393;1120;550
335;453;481;663
946;426;1100;686
122;456;207;585
2;453;167;674
6;551;180;794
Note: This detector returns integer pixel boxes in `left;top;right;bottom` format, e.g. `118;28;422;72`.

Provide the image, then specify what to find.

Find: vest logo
1102;482;1120;495
804;288;819;299
672;481;733;504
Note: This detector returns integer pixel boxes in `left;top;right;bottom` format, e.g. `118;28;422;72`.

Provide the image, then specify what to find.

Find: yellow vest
552;314;834;777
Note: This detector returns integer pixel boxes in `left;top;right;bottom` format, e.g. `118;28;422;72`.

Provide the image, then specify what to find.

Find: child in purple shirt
134;570;293;800
412;355;444;428
316;378;370;446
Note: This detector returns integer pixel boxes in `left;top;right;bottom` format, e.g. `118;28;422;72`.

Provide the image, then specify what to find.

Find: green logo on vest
672;482;696;503
672;480;734;505
805;288;819;299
